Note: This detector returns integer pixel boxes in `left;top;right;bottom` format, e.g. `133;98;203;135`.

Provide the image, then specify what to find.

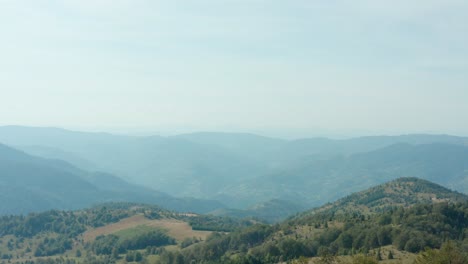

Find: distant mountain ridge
0;143;225;215
209;199;308;223
226;142;468;208
1;126;468;214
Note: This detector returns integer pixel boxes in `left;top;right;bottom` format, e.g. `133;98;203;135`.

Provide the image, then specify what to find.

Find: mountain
0;126;264;206
166;178;468;264
223;143;468;208
174;132;286;161
0;144;99;215
278;134;468;159
1;126;468;210
210;199;308;223
0;143;225;215
18;145;99;171
292;177;468;223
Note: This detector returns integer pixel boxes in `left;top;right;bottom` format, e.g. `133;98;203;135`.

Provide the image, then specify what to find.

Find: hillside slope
0;202;252;264
0;143;224;214
1;126;468;210
293;177;468;223
168;178;468;264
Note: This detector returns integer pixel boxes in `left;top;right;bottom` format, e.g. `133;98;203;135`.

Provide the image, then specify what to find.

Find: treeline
89;230;176;256
4;255;116;264
183;215;254;232
34;235;72;257
156;225;275;264
4;258;78;264
0;202;170;239
155;202;468;263
0;207;129;238
0;202;176;259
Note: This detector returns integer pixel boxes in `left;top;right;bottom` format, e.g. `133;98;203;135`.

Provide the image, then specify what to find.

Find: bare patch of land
83;214;211;243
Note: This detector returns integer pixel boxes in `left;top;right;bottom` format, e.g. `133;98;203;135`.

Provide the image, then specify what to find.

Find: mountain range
1;125;468;220
0;143;223;215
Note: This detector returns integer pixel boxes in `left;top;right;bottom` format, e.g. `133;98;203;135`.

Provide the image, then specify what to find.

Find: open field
83;214;212;243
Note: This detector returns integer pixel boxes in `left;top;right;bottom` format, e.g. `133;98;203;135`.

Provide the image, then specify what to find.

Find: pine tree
387;250;393;260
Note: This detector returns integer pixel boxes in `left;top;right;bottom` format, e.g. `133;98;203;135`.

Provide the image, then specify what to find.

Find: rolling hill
0;178;466;263
166;178;468;264
0;202;252;264
291;177;468;223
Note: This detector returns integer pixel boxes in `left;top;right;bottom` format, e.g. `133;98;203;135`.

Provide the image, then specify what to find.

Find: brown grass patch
83;214;211;243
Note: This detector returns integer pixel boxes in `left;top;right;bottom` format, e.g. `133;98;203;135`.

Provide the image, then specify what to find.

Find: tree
387;250;393;260
134;251;143;262
375;248;382;261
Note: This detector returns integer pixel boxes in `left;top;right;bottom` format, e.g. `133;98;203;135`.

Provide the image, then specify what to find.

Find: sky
0;0;467;138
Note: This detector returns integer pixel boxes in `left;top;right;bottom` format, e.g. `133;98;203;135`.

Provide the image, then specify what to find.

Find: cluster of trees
180;237;201;249
184;215;254;232
3;258;78;264
34;236;72;257
0;203;174;259
0;207;130;239
156;225;274;263
89;230;176;256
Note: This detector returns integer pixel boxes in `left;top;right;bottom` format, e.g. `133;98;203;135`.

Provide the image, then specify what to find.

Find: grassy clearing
84;214;212;243
113;225;163;240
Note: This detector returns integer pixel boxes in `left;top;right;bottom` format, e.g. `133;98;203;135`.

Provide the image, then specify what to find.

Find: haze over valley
1;0;468;263
1;126;468;221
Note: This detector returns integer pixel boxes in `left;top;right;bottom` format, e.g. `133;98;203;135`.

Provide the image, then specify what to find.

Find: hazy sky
1;0;467;138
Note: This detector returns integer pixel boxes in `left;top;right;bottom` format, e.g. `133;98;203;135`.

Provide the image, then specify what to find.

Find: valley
3;1;467;262
1;128;468;263
1;126;468;221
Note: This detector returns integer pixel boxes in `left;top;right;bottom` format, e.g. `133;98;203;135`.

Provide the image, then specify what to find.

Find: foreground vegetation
155;202;468;263
0;178;467;264
0;203;253;264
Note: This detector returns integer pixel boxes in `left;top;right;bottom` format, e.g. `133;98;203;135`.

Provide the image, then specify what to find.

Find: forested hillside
0;179;466;263
156;178;468;264
0;203;253;264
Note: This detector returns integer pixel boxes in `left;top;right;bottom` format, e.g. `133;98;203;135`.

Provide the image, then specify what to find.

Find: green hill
0;203;252;264
162;178;468;264
0;179;467;263
294;177;468;222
